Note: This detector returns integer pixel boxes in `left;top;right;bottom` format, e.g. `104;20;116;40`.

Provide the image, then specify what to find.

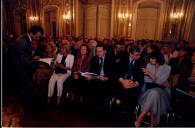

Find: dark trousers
113;83;141;111
87;79;114;107
63;77;89;102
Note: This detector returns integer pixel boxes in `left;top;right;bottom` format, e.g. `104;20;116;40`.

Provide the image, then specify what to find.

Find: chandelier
63;11;71;21
170;11;183;19
29;16;39;21
118;12;132;21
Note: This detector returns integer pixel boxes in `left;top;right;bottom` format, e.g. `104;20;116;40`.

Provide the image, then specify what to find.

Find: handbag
55;66;67;74
145;82;165;89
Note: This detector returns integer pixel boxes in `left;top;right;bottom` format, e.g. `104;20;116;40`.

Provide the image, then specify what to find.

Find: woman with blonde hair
47;44;74;105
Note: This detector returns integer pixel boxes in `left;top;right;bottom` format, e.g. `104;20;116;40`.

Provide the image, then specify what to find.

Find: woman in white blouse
48;44;74;105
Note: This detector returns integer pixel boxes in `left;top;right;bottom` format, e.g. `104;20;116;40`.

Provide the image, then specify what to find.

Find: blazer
72;55;91;72
10;34;36;77
119;57;144;87
55;53;74;74
89;55;115;80
169;57;193;88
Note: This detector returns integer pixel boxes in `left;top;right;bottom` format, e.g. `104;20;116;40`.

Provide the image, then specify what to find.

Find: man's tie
99;57;103;74
126;60;134;79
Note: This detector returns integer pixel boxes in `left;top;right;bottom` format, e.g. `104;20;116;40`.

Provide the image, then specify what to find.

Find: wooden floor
2;89;132;127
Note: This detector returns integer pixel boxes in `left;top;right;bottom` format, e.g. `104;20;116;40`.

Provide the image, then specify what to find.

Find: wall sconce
63;11;71;22
170;12;183;19
29;16;39;21
118;12;132;21
169;11;183;39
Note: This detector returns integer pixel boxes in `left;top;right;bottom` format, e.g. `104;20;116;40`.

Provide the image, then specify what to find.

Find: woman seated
33;43;57;86
135;51;171;127
66;44;91;103
47;44;74;105
44;43;57;58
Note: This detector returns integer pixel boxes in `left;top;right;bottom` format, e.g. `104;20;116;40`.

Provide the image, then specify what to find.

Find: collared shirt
129;57;135;65
27;34;32;42
99;55;105;76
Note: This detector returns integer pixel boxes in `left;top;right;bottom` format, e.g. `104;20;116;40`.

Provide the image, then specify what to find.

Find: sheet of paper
38;58;54;65
80;72;99;79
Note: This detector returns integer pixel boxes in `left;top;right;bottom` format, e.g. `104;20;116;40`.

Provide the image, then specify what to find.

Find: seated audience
65;44;91;103
140;43;159;67
33;42;57;86
161;45;172;64
169;46;193;90
135;51;171;127
113;46;144;111
188;49;195;87
86;44;115;107
88;39;97;57
48;44;74;105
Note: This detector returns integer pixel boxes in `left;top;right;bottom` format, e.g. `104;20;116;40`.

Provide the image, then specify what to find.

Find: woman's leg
150;112;154;127
56;73;70;105
47;73;57;103
135;111;147;127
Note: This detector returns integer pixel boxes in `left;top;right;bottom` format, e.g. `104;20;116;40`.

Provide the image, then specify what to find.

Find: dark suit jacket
119;57;144;87
89;55;115;80
10;34;36;78
114;51;129;79
169;57;193;89
72;55;91;72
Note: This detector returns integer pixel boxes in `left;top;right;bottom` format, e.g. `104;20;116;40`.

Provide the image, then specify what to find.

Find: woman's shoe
134;121;141;127
57;96;61;106
47;97;51;104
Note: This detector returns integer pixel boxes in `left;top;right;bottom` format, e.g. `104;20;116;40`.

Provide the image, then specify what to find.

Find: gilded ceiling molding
87;0;111;5
40;0;63;8
13;0;27;11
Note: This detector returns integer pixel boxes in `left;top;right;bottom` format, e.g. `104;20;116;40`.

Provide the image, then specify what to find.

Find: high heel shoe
134;121;141;127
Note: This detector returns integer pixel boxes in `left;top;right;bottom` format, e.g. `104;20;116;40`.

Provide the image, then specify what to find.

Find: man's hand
85;76;92;81
142;68;149;75
99;75;108;81
33;56;40;60
121;79;136;89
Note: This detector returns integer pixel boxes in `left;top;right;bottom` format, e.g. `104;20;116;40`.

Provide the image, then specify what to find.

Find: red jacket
72;55;91;72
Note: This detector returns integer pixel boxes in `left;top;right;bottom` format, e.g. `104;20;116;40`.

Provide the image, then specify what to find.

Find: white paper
80;72;99;78
38;58;54;65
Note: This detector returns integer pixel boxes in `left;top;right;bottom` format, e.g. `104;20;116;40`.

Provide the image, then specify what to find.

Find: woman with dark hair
135;51;171;127
140;43;159;67
72;44;91;73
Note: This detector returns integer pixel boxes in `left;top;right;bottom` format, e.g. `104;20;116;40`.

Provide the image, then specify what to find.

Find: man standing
10;25;43;111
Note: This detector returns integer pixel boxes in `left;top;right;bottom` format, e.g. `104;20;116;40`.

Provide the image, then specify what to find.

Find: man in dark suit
169;46;193;90
86;44;115;108
113;46;144;112
113;42;129;79
10;25;43;111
